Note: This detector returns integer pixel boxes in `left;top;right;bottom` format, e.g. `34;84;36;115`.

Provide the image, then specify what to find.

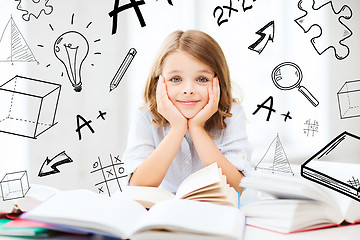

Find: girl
123;30;251;193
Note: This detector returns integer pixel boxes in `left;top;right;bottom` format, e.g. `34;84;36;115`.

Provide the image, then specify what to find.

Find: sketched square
0;76;61;138
0;171;30;201
337;80;360;119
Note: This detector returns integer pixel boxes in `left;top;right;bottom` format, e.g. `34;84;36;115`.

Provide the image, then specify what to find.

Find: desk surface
0;224;359;239
244;223;360;240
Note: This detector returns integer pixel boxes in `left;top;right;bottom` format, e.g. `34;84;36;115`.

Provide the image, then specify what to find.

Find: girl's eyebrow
165;69;214;75
166;70;182;75
198;69;214;75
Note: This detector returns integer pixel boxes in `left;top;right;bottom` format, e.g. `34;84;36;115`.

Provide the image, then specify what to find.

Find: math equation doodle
90;154;128;196
303;119;319;137
213;0;259;26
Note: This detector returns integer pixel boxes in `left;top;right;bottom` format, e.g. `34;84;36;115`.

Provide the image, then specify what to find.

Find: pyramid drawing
0;17;37;63
254;134;294;175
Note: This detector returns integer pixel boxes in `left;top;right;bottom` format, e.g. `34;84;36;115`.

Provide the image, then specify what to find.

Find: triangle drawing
0;17;37;63
254;134;294;175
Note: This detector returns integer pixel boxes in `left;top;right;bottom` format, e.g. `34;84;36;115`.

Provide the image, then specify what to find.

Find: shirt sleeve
122;108;156;184
216;103;253;176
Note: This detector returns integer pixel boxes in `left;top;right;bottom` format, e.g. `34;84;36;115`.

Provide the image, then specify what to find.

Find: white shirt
123;103;252;194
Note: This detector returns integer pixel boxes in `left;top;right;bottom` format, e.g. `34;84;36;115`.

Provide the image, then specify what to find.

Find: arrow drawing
248;21;275;54
38;151;73;177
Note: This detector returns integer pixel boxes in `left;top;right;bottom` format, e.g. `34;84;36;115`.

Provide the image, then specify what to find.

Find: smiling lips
177;100;200;106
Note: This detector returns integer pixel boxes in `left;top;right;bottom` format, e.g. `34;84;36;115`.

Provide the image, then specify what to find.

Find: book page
16;184;60;211
131;199;244;239
241;171;334;202
0;184;59;213
120;186;175;208
21;189;147;238
175;163;221;199
326;188;360;222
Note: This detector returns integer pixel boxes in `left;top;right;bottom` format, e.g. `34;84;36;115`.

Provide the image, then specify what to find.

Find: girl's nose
183;90;194;94
183;81;194;94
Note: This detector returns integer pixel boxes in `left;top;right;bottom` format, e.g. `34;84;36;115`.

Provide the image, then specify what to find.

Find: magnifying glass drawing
271;62;319;107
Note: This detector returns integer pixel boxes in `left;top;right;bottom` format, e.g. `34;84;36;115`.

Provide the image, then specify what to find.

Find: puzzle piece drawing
15;0;53;21
294;0;352;60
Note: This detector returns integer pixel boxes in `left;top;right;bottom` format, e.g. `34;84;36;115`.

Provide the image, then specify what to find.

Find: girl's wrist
169;123;188;136
188;123;206;136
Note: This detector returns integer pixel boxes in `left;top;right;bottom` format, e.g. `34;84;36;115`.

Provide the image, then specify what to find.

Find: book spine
301;166;360;202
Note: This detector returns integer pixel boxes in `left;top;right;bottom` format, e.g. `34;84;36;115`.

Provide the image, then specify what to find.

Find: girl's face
162;50;215;119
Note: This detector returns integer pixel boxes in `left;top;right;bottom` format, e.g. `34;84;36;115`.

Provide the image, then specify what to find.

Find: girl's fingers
156;75;163;98
213;76;220;103
208;77;219;106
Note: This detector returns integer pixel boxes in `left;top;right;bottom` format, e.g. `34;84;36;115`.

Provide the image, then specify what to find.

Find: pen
109;48;137;92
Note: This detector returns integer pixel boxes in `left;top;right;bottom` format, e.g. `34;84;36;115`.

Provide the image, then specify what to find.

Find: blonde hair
144;30;236;134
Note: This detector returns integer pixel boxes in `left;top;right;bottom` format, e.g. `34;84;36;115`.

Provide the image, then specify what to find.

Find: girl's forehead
162;51;214;74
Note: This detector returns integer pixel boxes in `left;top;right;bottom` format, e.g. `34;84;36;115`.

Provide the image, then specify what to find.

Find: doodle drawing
254;134;294;175
0;171;30;201
248;21;275;54
0;75;61;139
271;62;319;107
90;154;128;197
0;17;38;63
294;0;352;60
54;31;89;92
337;80;360;119
347;176;360;198
15;0;53;21
303;118;319;137
302;131;360;202
109;0;146;34
38;151;73;177
109;48;137;92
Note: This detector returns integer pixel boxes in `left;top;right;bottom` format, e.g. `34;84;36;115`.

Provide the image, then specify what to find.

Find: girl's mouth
177;100;200;106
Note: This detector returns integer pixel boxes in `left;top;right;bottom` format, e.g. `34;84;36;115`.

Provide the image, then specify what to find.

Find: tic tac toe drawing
0;0;358;222
303;118;319;137
90;154;128;196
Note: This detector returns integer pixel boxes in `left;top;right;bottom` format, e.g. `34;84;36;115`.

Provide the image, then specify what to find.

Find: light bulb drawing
54;31;89;92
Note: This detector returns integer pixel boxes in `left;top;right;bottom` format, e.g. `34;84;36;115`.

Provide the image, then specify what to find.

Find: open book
123;162;238;208
21;189;245;240
239;171;360;233
0;184;60;213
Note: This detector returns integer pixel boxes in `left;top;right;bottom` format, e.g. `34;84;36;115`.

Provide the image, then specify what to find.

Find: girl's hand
188;76;220;130
156;75;187;132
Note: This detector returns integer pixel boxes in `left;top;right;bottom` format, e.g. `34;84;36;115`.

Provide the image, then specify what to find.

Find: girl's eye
170;77;181;82
197;77;208;83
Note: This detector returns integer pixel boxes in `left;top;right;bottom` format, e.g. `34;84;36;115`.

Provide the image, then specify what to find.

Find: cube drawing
337;80;360;119
0;75;61;138
0;171;30;201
